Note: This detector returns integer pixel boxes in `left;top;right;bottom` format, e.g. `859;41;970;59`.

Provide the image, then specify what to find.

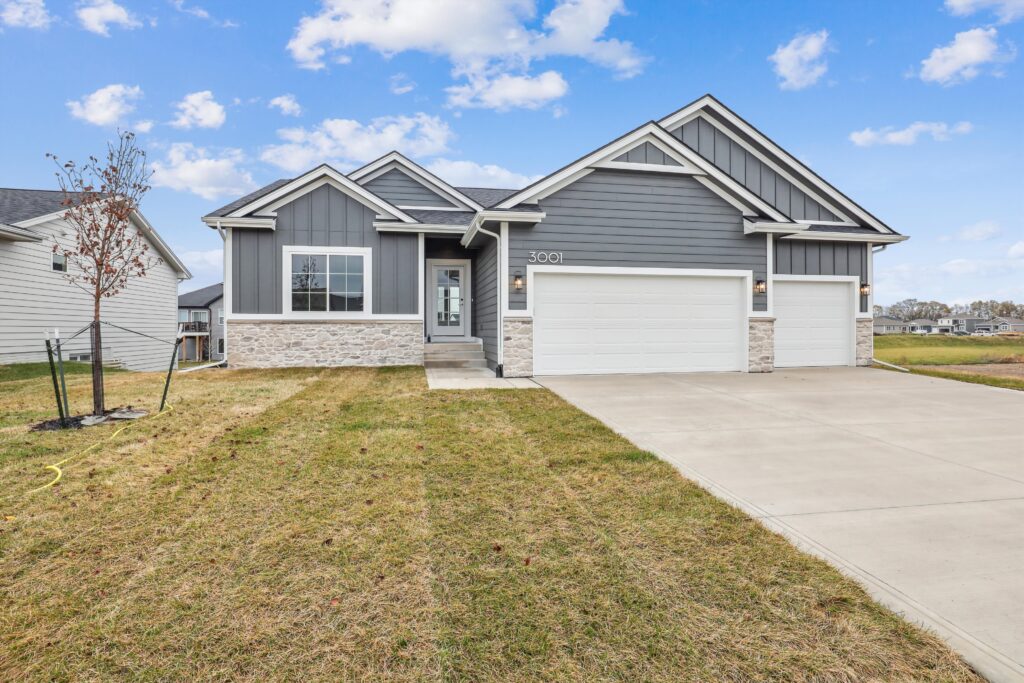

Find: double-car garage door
531;272;855;376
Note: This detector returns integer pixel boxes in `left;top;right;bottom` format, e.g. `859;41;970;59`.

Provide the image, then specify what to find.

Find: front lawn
873;333;1024;365
0;367;979;681
0;361;98;384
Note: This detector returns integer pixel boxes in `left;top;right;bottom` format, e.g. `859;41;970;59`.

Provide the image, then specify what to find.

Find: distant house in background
0;188;190;370
991;316;1024;333
177;283;224;362
908;319;936;333
873;316;909;335
936;316;987;334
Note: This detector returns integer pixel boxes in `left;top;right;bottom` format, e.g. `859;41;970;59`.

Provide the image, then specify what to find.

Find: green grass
0;361;98;383
908;366;1024;392
874;334;1024;365
0;368;980;681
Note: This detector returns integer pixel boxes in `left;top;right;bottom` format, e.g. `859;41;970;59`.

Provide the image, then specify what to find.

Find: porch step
423;339;488;369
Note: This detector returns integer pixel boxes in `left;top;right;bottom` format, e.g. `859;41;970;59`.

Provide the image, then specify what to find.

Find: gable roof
349;151;484;211
874;317;907;325
178;282;223;307
659;94;897;234
206;179;292;218
455;186;519;208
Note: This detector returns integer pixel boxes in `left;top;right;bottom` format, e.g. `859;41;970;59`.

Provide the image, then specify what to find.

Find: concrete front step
424;350;486;360
423;359;489;369
424;341;483;352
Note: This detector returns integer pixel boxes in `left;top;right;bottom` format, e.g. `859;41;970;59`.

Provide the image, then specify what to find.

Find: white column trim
766;233;774;318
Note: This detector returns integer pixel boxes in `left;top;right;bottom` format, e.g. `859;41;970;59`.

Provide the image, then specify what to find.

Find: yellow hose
30;404;174;494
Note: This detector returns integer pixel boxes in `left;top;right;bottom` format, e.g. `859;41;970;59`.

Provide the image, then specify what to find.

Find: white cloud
76;0;141;36
768;29;830;90
446;70;568;110
66;84;143;126
940;220;1001;242
1;0;52;28
849;120;972;146
151;143;257;200
170;0;237;28
171;90;227;129
269;94;302;116
945;0;1024;24
178;247;223;277
134;119;154;133
919;27;1014;85
1009;241;1024;258
426;159;542;188
285;0;644;110
260;112;453;173
389;73;416;95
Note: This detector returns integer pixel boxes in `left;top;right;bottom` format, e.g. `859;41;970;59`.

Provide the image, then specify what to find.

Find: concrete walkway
426;367;540;390
538;368;1024;683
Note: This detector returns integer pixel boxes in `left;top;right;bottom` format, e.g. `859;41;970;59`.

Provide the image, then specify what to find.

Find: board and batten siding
471;237;499;368
507;169;768;311
231;184;419;315
669;117;841;222
0;217;181;371
774;240;869;313
362;168;457;207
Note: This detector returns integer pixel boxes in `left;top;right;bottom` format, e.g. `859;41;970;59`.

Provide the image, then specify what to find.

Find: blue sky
1;0;1021;303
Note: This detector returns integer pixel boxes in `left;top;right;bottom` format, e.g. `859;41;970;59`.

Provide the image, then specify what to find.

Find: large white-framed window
282;245;373;317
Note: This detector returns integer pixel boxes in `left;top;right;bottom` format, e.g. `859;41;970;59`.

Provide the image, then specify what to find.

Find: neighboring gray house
908;318;936;333
991;316;1024;333
203;94;906;376
936;316;987;334
873;317;909;335
177;283;225;362
0;188;190;370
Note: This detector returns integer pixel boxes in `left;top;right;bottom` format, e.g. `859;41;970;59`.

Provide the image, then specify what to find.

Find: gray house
203;94;906;377
936;316;987;334
908;318;936;333
991;316;1024;333
177;283;225;362
873;317;909;335
0;188;190;370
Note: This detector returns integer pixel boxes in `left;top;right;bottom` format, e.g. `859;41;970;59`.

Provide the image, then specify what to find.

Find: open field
0;367;979;681
874;333;1024;366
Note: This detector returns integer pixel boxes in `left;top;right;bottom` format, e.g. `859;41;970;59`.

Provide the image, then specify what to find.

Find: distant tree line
872;299;1024;321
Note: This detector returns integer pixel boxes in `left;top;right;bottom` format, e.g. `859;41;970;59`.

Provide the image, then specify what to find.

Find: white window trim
282;245;374;319
217;308;225;325
51;252;67;272
512;265;755;319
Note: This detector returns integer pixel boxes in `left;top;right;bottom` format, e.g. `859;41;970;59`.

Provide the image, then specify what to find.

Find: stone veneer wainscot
856;318;873;367
227;320;423;368
502;317;533;378
748;317;775;373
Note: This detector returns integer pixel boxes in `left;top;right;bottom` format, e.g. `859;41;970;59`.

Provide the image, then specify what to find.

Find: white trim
520;168;595;205
500;221;510;327
348;152;484;211
515;265;755;319
425;258;472;340
460;210;546;246
496;122;786;222
417;233;425;319
282;245;374;319
375;223;467;235
866;242;874;316
222;225;231;359
396;205;465;211
743;218;809;235
781;231;907;244
592;161;694;175
201;216;275;229
795;219;858;227
227;165;415;223
659;98;894;233
771;275;860;365
766;234;774;318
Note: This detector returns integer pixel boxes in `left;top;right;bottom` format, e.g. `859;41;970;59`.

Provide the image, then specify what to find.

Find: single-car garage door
532;272;747;375
773;279;855;368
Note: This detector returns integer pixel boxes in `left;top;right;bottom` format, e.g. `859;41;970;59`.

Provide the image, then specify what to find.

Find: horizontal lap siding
774;240;869;313
472;238;499;368
232;184;418;315
0;218;180;371
508;169;767;311
671;118;841;222
362;168;457;207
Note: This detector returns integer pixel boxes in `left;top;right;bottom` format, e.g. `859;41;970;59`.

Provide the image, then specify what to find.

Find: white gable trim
595;134;700;172
227;164;415;223
497;123;787;222
660;96;893;234
349;152;484;211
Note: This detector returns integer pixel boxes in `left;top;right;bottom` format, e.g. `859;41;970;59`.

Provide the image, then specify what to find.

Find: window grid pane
293;252;364;313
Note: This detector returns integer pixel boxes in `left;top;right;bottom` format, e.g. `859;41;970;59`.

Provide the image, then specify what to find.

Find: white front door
429;262;468;339
773;279;856;367
532;272;747;375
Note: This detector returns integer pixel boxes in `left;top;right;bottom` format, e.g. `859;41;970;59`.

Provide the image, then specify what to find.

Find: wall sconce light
860;282;871;296
754;279;767;295
512;272;524;291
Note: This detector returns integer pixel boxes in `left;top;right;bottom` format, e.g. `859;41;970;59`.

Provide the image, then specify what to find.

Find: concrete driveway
538;368;1024;682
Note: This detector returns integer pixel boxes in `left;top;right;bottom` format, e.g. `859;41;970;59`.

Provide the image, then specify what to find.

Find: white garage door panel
774;280;854;368
533;273;746;375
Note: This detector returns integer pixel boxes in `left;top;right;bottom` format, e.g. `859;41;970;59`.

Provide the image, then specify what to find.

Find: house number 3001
528;251;563;264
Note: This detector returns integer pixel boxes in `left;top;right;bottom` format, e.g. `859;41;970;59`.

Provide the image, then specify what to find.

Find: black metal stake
45;336;66;427
160;336;182;413
54;328;71;421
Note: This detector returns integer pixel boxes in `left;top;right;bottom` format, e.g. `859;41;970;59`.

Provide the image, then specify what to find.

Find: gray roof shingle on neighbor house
873;317;907;325
178;282;223;307
909;318;937;325
0;188;75;224
454;187;519;208
403;208;476;226
206;179;292;217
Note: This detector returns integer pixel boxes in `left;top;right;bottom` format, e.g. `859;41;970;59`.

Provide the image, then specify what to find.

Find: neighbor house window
52;253;67;272
218;339;225;354
217;308;224;325
190;310;209;323
178;310;189;323
285;247;371;314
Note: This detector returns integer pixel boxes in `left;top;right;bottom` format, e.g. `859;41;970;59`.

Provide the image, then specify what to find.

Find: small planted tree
48;131;160;416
